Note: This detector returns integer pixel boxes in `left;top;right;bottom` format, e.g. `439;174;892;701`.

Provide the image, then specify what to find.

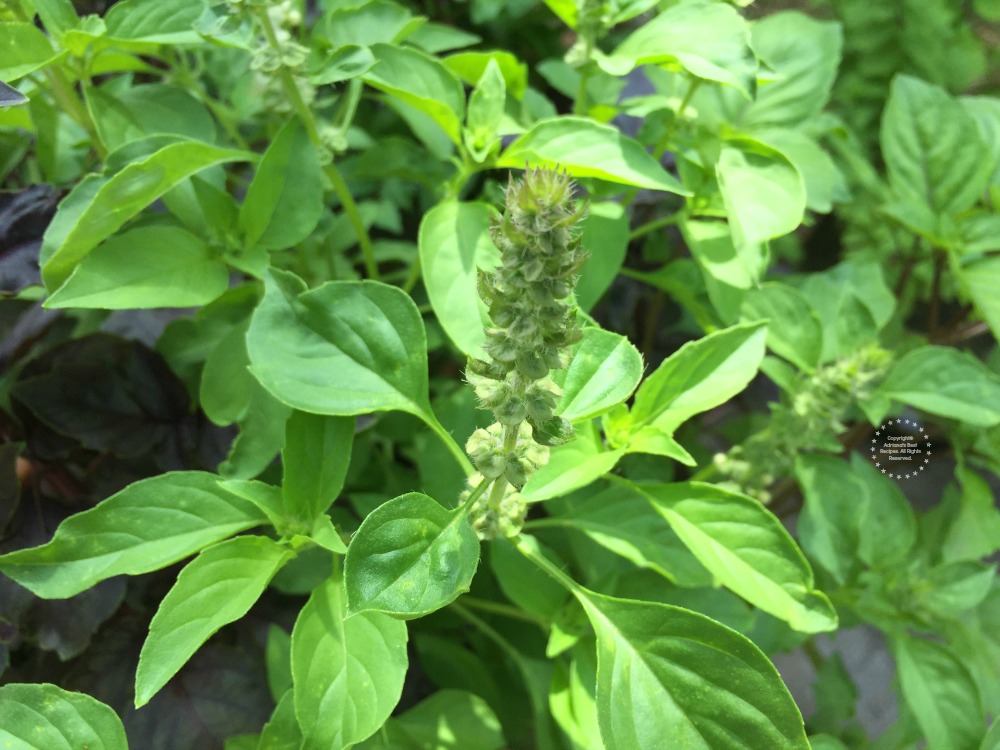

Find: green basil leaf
200;318;255;426
0;471;267;598
956;254;1000;343
44;224;228;309
135;535;293;707
882;75;991;224
717;144;805;251
464;58;506;161
556;482;712;587
875;346;1000;427
523;422;624;502
103;0;203;44
748;128;847;214
345;492;479;618
238;118;324;251
40;140;251;289
257;690;302;750
364;43;465;144
611;0;756;97
628;321;767;436
577;591;810;749
499;117;690;194
356;689;506;750
576;201;629;311
419;201;499;358
894;635;984;750
743;12;842;127
740;283;823;371
0;22;63;82
943;466;1000;562
308;45;376;85
282;411;354;524
638;481;837;632
291;574;408;749
34;0;79;40
793;454;862;585
89;84;216;151
446;49;527;98
318;2;423;47
558;329;643;422
549;644;602;749
246;269;433;419
0;683;127;749
919;560;997;616
683;218;759;291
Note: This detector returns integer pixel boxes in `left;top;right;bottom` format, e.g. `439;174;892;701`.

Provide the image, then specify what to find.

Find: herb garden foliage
1;1;1000;749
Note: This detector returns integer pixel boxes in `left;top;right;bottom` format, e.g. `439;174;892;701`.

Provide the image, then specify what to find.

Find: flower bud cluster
466;423;550;489
222;0;315;116
715;343;893;501
463;168;587;539
469;168;586;446
460;473;528;540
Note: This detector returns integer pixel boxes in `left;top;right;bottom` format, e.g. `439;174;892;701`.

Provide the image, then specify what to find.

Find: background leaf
875;346;1000;426
364;43;465;143
894;636;985;750
744;12;843;126
881;75;991;225
282;412;355;524
611;0;756;97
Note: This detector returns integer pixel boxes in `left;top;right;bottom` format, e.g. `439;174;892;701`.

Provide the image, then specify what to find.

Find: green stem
424;412;475;475
629;211;684;241
44;67;106;159
452;602;520;653
254;5;379;280
458;595;547;626
401;253;421;294
573;39;595;116
514;534;581;595
655;77;701;159
459;475;494;512
486;422;519;512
